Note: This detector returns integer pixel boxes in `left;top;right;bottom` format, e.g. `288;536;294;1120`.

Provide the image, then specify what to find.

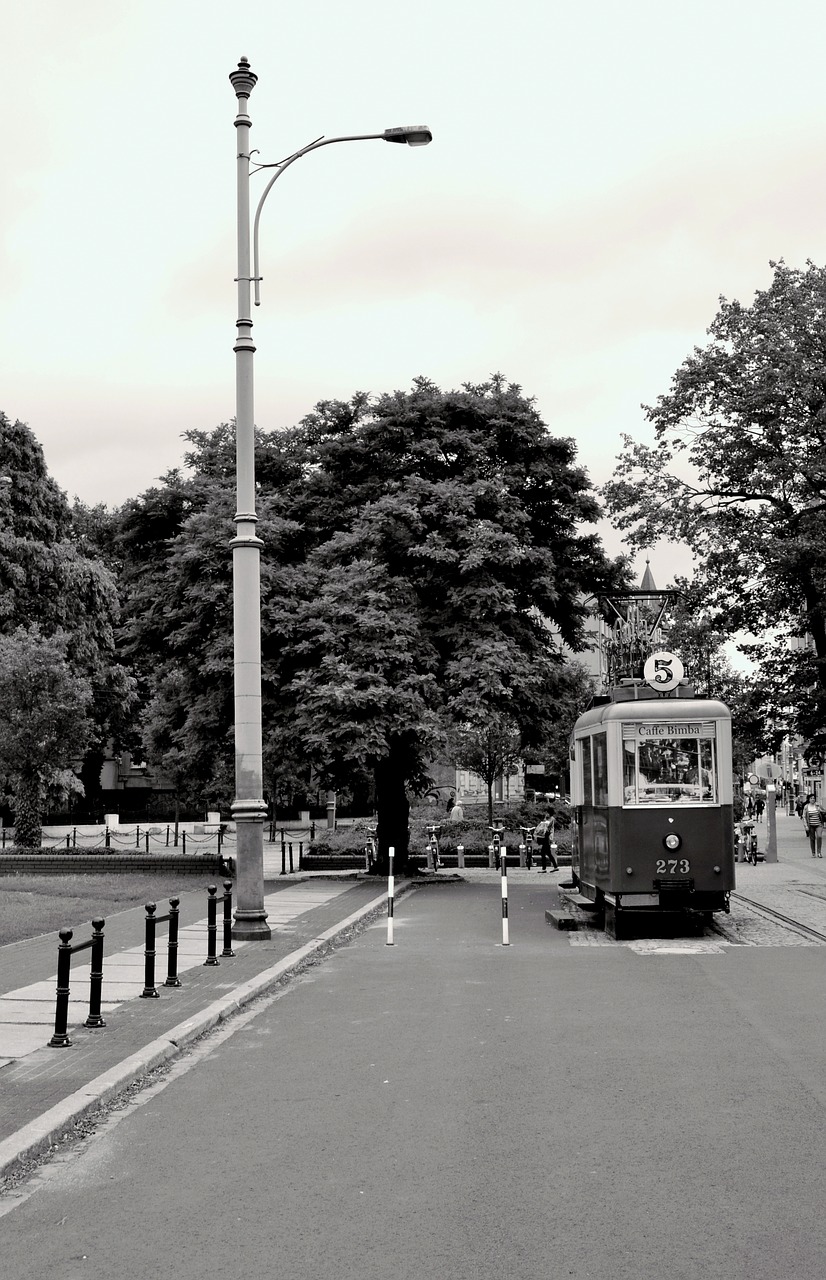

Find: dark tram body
571;690;735;935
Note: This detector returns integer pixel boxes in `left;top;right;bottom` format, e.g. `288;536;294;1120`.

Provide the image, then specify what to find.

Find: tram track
726;891;826;945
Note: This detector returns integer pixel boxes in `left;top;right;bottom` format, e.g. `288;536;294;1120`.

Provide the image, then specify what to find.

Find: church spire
639;558;656;593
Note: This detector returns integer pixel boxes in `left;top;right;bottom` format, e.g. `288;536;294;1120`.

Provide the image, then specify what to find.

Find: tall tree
123;380;626;867
0;413;136;821
0;628;93;847
451;717;522;825
602;260;826;747
276;376;627;870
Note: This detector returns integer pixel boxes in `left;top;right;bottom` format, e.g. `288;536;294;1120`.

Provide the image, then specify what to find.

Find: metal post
85;918;106;1027
221;880;236;957
501;849;510;946
145;831;150;854
386;847;395;945
73;827;77;848
105;828;111;850
205;885;220;965
288;842;294;873
136;826;140;848
182;831;187;855
228;57;270;941
766;783;778;862
457;843;465;869
49;929;74;1047
164;898;182;987
281;844;286;876
141;903;160;998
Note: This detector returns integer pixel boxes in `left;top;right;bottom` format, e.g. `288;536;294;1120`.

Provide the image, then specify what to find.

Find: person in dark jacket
535;815;559;872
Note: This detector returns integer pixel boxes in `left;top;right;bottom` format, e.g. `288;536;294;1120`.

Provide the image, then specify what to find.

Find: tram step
566;893;601;911
545;909;578;931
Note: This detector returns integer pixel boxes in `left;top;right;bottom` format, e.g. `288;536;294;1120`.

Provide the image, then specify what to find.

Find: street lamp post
228;57;431;939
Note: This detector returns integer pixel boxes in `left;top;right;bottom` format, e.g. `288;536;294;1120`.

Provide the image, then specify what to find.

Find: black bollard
49;929;74;1047
281;844;286;876
49;919;107;1046
145;831;150;854
105;828;111;850
204;885;220;965
221;881;235;958
164;898;181;987
141;902;160;998
289;842;294;873
85;918;106;1027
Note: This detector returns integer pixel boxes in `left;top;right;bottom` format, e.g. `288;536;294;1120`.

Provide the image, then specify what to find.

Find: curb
0;880;412;1182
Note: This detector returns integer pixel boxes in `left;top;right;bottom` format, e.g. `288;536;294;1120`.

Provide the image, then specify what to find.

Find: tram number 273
655;858;690;875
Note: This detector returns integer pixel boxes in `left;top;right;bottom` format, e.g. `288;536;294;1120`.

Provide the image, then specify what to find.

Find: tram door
573;729;610;887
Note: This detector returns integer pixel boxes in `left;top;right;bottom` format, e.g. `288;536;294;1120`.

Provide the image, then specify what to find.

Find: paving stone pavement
0;807;822;1183
0;874;394;1178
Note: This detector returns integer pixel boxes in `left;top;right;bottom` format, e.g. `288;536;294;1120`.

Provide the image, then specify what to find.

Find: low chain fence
0;823;316;858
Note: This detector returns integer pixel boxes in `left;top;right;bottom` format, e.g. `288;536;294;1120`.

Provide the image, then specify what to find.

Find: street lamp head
383;125;432;147
229;56;258;100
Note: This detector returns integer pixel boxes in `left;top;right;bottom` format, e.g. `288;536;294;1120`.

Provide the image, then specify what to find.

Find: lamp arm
252;133;384;305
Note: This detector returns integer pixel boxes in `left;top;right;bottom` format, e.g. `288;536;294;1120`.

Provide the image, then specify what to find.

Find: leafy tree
274;376;627;870
0;628;93;847
122;379;626;869
451;717;522;825
602;260;826;748
0;413;136;814
524;659;597;789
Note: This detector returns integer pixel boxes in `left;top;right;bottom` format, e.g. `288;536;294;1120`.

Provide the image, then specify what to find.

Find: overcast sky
2;0;824;588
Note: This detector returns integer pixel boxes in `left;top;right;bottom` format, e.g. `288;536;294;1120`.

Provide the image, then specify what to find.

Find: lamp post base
231;910;272;941
231;806;271;940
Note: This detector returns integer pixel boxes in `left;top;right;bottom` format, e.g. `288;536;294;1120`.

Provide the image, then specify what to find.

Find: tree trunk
14;774;43;850
487;780;494;827
374;746;410;876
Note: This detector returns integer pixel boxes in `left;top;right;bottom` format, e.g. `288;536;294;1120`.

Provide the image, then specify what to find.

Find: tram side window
581;737;593;806
624;734;717;805
592;732;608;806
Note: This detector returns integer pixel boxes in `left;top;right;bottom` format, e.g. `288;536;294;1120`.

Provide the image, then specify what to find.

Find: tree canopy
0;627;93;846
117;376;626;870
602;260;826;749
0;412;135;823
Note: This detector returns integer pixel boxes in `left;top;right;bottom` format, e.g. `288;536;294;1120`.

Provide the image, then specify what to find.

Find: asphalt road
2;880;825;1279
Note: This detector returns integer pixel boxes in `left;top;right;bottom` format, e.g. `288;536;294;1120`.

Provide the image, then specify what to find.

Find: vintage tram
570;681;735;937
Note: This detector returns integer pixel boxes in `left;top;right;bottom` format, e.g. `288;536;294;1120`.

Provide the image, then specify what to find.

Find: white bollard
386;846;395;946
501;847;510;945
457;843;465;869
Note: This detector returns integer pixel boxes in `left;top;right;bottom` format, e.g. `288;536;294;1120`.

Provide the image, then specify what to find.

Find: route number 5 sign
643;651;685;692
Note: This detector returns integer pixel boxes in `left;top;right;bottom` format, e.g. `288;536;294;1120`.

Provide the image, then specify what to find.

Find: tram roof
574;695;731;733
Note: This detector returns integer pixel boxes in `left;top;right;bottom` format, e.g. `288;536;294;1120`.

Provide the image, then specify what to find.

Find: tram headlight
663;832;682;851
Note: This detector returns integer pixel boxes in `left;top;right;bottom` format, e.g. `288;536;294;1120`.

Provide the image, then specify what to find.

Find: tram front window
623;734;717;805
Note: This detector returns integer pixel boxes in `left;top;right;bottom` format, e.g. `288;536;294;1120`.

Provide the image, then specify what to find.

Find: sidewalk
0;872;397;1182
732;807;826;932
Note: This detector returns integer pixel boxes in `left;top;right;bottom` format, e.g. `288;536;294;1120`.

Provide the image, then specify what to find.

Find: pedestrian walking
802;794;825;858
534;814;559;872
754;795;765;824
796;794;806;820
